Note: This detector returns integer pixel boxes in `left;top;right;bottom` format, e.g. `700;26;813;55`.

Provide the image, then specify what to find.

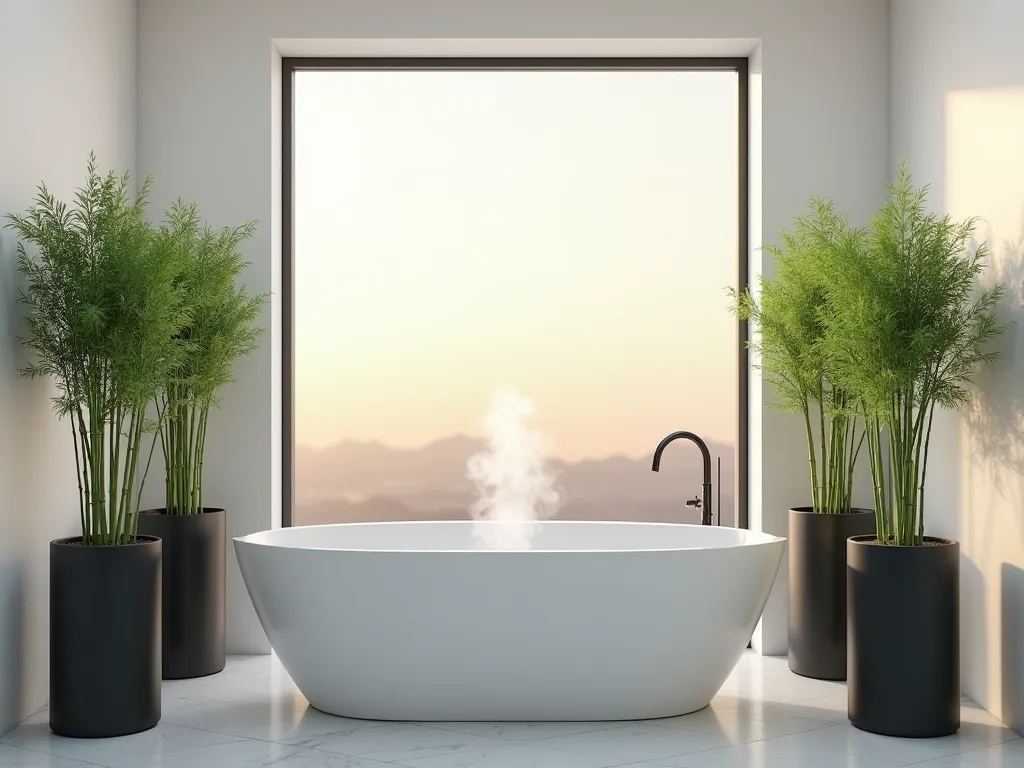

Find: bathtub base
234;521;784;725
303;689;715;723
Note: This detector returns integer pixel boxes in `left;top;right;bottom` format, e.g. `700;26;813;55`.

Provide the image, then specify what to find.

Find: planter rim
790;506;874;516
848;534;958;549
139;507;226;517
51;535;161;548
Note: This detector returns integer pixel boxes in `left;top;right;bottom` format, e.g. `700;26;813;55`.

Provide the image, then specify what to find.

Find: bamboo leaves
733;164;1006;537
7;154;189;545
731;199;865;514
7;155;267;537
156;200;267;515
821;163;1008;545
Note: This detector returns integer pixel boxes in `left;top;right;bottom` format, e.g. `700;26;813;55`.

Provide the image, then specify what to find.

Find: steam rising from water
466;390;562;550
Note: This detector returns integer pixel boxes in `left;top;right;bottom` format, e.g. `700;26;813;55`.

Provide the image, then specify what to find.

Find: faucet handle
685;496;703;509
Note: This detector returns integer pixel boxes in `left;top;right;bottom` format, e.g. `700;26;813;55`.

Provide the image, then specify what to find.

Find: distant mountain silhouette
295;435;736;527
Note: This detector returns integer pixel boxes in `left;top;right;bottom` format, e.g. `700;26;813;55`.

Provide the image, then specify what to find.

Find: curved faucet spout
652;431;715;526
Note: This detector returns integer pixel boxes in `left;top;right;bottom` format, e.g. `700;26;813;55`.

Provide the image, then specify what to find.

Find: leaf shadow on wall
965;220;1024;491
965;213;1024;734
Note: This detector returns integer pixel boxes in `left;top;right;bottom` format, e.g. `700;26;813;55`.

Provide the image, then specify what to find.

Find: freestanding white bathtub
235;521;784;721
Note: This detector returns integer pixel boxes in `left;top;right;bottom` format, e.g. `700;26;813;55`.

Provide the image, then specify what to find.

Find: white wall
892;0;1024;735
0;0;137;735
136;0;889;655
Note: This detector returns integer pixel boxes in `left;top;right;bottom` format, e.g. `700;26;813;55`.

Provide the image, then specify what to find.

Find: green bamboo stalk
123;407;141;539
172;407;180;513
117;407;141;541
88;383;104;543
869;417;889;541
75;408;93;544
188;404;199;514
918;401;937;545
135;414;162;519
133;405;149;537
176;401;187;515
909;371;936;545
168;397;178;513
846;423;865;512
887;398;899;541
832;415;842;512
180;400;189;513
70;419;86;539
171;400;178;513
802;405;820;513
179;401;188;513
865;418;878;533
835;409;848;512
196;400;211;514
187;402;198;515
824;411;833;512
97;367;108;543
168;402;176;514
156;395;170;512
903;385;917;544
818;381;828;513
844;392;856;509
109;403;125;542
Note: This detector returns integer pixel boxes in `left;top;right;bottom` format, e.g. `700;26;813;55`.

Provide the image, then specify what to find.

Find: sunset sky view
293;69;739;463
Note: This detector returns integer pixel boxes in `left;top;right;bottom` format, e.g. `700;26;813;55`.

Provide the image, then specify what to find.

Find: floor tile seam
642;717;844;737
270;729;520;753
0;741;127;768
155;714;353;744
294;735;517;761
48;732;258;761
524;735;760;763
752;724;1020;761
382;743;649;768
896;750;985;768
895;734;1024;766
347;721;524;751
472;723;637;743
295;747;413;768
416;722;621;741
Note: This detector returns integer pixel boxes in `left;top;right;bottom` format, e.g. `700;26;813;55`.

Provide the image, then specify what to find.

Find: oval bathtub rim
233;519;787;554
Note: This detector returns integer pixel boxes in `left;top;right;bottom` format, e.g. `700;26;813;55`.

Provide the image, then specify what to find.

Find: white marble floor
1;652;1020;767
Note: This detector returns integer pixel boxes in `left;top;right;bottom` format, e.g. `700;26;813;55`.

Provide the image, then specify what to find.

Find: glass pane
293;68;740;530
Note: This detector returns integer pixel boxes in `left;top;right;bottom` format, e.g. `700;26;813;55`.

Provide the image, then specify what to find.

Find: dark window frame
281;56;750;530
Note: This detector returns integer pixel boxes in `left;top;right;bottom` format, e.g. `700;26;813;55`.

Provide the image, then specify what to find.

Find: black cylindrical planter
50;536;161;738
138;508;226;680
848;535;960;737
788;507;875;680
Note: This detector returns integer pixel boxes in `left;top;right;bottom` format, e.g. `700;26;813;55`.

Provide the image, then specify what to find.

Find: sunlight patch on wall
944;86;1024;727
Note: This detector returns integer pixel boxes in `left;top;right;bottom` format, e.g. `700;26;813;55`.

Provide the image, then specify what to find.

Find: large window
284;59;748;531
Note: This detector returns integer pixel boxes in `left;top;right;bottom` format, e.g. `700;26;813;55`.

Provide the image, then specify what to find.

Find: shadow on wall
1003;563;1024;733
965;212;1024;734
967;221;1024;490
0;562;25;737
960;554;987;710
0;229;26;735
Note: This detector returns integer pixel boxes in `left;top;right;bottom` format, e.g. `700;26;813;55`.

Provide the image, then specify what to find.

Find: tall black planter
848;535;960;737
138;508;226;679
788;508;875;680
50;536;161;738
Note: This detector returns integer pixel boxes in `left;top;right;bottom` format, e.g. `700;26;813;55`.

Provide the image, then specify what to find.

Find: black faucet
652;431;715;526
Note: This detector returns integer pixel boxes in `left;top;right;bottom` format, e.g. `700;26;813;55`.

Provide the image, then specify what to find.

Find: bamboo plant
821;163;1007;544
731;199;865;514
7;155;188;544
155;201;266;515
